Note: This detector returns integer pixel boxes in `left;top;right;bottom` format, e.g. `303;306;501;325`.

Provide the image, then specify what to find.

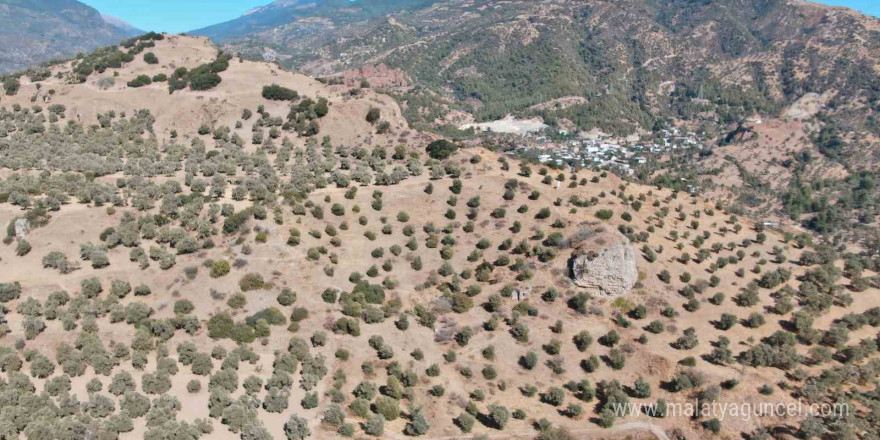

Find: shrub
111;280;132;298
121;392;150;417
174;299;195;314
42;251;74;273
425;139;459;159
487;404;510;429
455;412;475;432
143;52;159;64
322;404;346;426
15;239;31;256
127;74;152;88
246;307;286;327
142;372;172;394
353;281;385;304
3;76;20;95
573;331;593;351
703;418;721;433
239;273;267;291
278;288;297;306
0;282;21;302
284;414;310;440
366;108;381;124
373;396;400;421
211;260;230;277
364;414;385;436
81;277;102;298
187;379;201;393
262;84;299;101
29;354;55;378
404;412;430;436
189;72;222;90
207;313;235;339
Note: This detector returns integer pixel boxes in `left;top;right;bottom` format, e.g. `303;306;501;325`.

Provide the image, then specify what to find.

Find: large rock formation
570;230;637;297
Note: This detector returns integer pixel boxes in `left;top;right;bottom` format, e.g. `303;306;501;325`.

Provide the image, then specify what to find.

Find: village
511;126;706;175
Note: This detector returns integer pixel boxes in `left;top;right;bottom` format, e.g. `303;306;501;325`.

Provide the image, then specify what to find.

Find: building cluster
515;128;704;175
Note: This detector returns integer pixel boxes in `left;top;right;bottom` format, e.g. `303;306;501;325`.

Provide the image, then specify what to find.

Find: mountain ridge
191;0;880;137
0;0;140;73
100;13;143;34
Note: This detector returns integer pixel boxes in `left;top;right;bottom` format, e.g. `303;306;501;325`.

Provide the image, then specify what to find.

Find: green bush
373;396;400;421
239;273;266;291
353;281;385;304
15;239;31;256
366;108;381;124
455;412;475;432
207;313;235;339
127;74;152;88
189;72;222;90
0;282;21;302
487;404;510;429
81;277;102;298
596;209;614;220
262;84;299;101
3;76;20;95
211;260;230;277
284;414;311;440
278;288;297;306
246;307;286;326
426;139;459;159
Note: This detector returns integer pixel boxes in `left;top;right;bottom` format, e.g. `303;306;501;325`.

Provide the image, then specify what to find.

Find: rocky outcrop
570;230;637;297
341;64;410;89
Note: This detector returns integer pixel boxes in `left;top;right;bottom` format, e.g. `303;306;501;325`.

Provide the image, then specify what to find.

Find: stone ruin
14;218;29;239
569;229;638;297
513;287;531;302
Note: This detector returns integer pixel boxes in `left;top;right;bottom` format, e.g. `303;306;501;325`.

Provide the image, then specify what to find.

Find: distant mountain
0;0;141;73
193;0;879;136
100;13;143;34
191;0;440;43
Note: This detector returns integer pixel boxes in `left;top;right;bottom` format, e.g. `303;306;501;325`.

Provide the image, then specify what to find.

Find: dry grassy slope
1;35;409;148
0;143;876;439
693;112;864;232
0;35;876;440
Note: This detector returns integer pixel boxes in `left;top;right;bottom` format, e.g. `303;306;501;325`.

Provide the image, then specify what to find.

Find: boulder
569;230;637;297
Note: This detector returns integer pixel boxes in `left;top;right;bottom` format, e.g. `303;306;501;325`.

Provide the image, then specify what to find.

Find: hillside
0;34;408;146
0;0;140;73
192;0;880;136
0;34;877;440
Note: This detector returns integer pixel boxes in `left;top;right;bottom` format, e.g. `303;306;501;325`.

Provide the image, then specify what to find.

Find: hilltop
0;34;876;440
0;34;409;147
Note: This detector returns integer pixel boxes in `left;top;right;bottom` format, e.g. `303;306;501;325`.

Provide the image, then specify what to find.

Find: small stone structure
513;287;531;302
14;218;29;239
569;230;638;297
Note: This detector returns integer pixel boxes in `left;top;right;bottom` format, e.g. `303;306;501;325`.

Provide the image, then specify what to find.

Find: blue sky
82;0;270;33
817;0;878;17
82;0;877;34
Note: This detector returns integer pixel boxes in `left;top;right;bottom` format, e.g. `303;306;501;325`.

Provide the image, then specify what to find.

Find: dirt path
383;421;669;440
